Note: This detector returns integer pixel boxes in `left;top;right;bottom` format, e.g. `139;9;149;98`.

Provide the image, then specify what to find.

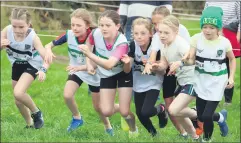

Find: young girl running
143;6;195;138
1;8;48;129
121;17;168;137
183;6;235;142
205;1;240;106
150;15;199;140
44;8;112;135
79;10;138;137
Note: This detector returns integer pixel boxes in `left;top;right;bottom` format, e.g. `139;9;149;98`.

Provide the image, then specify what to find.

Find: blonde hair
10;8;31;24
132;17;152;33
152;6;170;17
159;15;179;32
70;8;96;28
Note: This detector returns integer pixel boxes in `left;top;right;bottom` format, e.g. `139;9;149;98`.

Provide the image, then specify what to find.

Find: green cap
200;6;223;29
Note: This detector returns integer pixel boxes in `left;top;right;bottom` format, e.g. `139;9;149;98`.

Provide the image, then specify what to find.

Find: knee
101;108;113;117
120;110;129;117
13;89;24;99
168;106;178;116
64;91;73;100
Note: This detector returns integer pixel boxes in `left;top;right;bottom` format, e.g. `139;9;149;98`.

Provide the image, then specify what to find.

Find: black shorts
174;84;197;97
67;74;100;93
12;61;38;81
100;71;133;89
162;68;177;99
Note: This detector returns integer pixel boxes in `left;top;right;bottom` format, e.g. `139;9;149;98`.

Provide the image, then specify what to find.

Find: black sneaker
24;125;34;129
157;104;168;128
31;110;44;129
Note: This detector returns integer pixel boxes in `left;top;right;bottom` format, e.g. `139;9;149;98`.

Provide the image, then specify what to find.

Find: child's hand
167;61;181;76
79;44;91;56
121;54;130;64
142;62;152;75
87;64;96;75
226;78;234;89
44;47;56;64
36;71;46;82
1;39;10;48
151;62;159;71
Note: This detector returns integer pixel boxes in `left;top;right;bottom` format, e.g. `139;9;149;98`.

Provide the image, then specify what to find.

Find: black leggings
196;96;220;140
224;58;234;103
134;89;160;136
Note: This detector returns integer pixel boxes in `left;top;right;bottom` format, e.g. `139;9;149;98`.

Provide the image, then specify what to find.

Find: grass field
1;20;240;142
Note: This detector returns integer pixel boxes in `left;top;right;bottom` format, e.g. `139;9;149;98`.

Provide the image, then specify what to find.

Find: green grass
1;20;240;142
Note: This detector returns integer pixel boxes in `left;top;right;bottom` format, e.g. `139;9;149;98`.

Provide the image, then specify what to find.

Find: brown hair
159;15;179;32
132;17;152;33
152;6;171;17
10;8;31;24
98;10;120;25
98;10;123;33
70;8;96;29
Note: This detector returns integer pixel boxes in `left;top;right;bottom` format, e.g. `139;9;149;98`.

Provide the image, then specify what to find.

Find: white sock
182;132;188;136
73;114;81;120
32;108;40;114
218;112;224;123
192;134;199;139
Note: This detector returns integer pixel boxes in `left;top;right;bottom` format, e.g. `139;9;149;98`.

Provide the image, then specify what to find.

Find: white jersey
132;41;163;92
92;28;128;78
6;25;43;70
191;33;231;101
151;24;191;52
161;35;195;86
67;30;100;86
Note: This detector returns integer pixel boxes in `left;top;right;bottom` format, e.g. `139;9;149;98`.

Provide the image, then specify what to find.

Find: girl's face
99;16;120;39
11;19;30;37
133;24;152;47
202;24;219;40
158;23;177;45
152;14;165;31
71;17;89;37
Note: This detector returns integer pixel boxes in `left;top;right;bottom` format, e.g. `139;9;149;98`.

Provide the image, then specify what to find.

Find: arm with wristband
33;35;50;82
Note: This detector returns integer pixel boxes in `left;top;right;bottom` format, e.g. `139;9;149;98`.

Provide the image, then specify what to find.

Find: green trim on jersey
95;50;108;59
68;48;84;58
67;30;86;58
195;67;228;76
33;51;39;57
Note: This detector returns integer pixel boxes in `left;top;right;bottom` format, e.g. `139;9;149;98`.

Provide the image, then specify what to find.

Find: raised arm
44;32;68;63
